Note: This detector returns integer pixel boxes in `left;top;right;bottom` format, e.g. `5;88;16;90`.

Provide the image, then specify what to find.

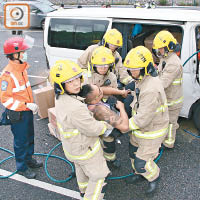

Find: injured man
79;84;130;167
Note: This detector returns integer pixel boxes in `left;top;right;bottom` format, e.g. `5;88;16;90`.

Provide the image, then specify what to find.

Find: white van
44;7;200;132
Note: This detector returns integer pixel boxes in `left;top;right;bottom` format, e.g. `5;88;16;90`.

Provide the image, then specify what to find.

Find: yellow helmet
103;29;123;47
91;46;115;65
50;60;83;95
153;30;177;52
124;46;156;76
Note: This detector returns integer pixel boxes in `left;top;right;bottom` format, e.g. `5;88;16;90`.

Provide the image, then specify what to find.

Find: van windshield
48;18;109;50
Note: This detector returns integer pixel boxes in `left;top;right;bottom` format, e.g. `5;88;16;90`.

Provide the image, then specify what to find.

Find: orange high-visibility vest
0;60;33;111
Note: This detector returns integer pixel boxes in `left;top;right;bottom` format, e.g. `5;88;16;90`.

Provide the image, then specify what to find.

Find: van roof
47;7;200;22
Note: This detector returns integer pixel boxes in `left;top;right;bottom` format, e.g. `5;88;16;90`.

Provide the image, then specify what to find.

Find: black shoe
27;158;43;168
107;159;121;168
18;168;36;179
126;174;144;184
145;177;159;194
80;193;85;197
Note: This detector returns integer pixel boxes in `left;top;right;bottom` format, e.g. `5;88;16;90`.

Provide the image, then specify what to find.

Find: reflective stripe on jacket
129;75;169;138
158;52;183;110
0;61;33;111
55;94;109;162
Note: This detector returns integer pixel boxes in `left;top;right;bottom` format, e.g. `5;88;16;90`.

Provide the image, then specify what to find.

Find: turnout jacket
129;75;169;139
157;52;183;110
55;94;109;162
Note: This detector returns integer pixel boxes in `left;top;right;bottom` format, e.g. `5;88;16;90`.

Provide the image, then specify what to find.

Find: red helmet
4;37;30;55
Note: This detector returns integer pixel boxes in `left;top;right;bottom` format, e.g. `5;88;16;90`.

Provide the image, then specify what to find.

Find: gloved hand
27;103;38;114
125;81;135;91
110;128;123;139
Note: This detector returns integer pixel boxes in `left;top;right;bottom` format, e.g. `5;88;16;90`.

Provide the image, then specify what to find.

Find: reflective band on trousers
83;179;104;200
64;139;101;161
91;179;104;200
104;153;116;161
78;182;88;189
172;78;183;85
167;96;183;107
57;123;80;138
164;124;175;145
144;160;159;180
132;127;168;139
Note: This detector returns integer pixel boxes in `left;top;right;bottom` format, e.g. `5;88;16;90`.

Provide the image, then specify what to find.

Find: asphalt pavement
0;27;199;200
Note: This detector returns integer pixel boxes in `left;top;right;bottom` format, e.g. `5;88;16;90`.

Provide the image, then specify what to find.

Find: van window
112;23;183;63
48;19;109;50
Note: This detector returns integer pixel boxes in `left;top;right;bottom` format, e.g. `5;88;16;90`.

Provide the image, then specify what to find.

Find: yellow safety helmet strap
58;82;65;95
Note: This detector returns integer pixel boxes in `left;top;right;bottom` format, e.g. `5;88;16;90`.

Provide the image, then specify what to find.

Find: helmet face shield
63;73;82;83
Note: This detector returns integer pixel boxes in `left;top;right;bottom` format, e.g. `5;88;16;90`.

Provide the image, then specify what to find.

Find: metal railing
52;0;200;6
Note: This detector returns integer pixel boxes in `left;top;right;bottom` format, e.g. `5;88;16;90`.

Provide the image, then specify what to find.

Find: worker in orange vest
0;36;43;179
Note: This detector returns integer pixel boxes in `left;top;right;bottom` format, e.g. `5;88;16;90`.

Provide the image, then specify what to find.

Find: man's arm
92;103;129;133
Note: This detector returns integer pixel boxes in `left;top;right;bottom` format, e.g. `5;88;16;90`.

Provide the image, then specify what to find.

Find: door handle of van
193;59;196;64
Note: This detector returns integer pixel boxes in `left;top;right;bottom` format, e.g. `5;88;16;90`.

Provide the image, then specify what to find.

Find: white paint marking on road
0;169;82;200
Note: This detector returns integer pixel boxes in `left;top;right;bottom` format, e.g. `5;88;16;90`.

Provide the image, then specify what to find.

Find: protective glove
124;95;134;118
125;81;135;91
110;128;123;139
27;103;38;114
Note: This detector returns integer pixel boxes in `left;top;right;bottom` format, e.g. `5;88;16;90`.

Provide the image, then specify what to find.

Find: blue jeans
11;111;34;171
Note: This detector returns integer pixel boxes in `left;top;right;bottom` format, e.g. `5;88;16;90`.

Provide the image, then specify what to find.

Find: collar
70;94;85;102
9;60;29;72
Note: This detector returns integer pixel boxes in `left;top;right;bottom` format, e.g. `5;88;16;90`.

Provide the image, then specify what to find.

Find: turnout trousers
74;149;110;200
163;108;181;148
129;131;167;182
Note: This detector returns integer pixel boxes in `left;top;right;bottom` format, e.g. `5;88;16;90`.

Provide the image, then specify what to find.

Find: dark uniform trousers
11;111;34;171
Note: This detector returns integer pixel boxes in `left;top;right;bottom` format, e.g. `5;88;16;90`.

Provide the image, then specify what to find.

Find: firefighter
83;46;130;168
0;36;43;179
50;60;111;200
124;46;169;194
78;28;132;86
83;46;129;100
153;30;183;149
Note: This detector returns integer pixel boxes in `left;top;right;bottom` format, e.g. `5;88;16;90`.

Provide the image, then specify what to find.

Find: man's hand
27;103;38;114
115;101;125;110
121;89;131;98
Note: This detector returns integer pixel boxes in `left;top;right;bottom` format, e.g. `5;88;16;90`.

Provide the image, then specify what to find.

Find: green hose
0;142;164;182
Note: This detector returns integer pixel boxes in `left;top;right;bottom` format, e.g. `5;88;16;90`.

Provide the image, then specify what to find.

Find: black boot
18;168;36;179
80;193;85;197
125;174;144;184
27;158;43;168
145;177;159;194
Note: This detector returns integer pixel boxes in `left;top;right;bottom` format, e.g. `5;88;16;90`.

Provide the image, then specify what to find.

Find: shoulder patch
1;80;8;91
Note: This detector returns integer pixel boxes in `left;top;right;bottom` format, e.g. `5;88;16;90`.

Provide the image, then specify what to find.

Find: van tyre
193;104;200;134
